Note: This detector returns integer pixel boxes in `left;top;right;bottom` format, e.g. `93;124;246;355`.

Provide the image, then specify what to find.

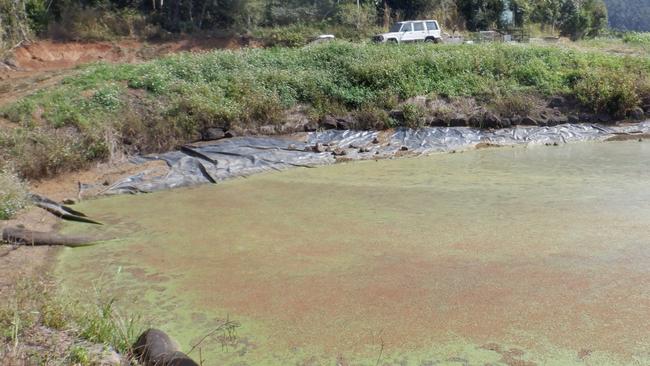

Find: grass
0;276;144;365
2;41;650;180
0;167;28;220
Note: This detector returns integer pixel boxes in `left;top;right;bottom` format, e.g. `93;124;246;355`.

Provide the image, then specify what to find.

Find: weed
402;103;426;128
0;167;27;220
68;345;91;365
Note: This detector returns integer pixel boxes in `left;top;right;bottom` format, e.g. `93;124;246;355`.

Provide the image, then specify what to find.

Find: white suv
373;20;442;44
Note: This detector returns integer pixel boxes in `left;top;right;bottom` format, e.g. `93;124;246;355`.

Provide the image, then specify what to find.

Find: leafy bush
0;167;27;220
622;32;650;45
574;71;640;117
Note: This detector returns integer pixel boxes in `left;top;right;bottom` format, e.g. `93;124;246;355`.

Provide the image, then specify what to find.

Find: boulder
303;120;320;132
321;116;338;130
521;116;538;126
596;114;612;123
449;115;468;127
547;115;568;126
389;110;405;122
482;112;501;128
336;116;355;130
568;114;580;124
202;127;225;141
548;96;566;108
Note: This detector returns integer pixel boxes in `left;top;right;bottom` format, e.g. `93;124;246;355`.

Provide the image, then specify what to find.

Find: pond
58;141;650;365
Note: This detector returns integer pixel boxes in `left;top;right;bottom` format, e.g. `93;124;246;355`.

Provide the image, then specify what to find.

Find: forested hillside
604;0;650;31
1;0;609;49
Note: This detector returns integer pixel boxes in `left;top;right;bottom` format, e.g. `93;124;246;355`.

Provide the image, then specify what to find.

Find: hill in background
605;0;650;31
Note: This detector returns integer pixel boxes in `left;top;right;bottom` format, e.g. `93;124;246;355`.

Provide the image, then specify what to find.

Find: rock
579;113;595;123
303;120;319;132
500;118;512;128
202;127;225;141
82;343;122;366
400;146;409;151
548;96;566;108
568;114;580;124
389;110;404;122
359;146;371;153
510;116;523;125
521;116;537;126
62;198;77;205
643;105;650;114
482;112;501;128
336;116;355;130
426;117;446;127
449;115;468;127
372;137;380;144
547;115;568;126
630;107;645;120
596;114;612;123
321;116;338;130
313;143;326;153
332;148;347;156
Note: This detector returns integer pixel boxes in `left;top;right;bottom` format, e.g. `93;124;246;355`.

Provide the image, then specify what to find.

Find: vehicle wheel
425;37;435;43
434;38;443;44
388;39;398;44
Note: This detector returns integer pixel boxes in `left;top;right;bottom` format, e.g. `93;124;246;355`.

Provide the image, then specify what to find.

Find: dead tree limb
2;227;100;247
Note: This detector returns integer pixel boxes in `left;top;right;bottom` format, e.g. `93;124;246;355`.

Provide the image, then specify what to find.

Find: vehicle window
426;21;438;31
402;23;413;32
413;22;425;31
389;23;403;32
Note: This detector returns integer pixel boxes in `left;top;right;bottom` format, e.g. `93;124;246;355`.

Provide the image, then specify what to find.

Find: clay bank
54;124;650;365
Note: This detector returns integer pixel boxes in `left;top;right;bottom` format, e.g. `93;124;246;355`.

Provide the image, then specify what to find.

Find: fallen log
133;329;199;366
28;194;102;225
1;227;100;247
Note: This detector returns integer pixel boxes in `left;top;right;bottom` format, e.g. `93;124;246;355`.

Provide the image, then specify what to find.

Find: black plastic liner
105;123;650;195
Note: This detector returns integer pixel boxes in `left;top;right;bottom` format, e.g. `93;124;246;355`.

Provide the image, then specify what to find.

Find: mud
56;140;650;365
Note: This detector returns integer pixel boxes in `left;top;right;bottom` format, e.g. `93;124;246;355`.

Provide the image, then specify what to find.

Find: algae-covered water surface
58;141;650;365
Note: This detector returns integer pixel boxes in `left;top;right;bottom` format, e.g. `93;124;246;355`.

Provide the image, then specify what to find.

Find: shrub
490;93;540;118
574;71;640;117
402;103;426;129
0;167;27;220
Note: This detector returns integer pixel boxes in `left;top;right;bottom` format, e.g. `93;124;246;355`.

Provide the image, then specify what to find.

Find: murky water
58;141;650;365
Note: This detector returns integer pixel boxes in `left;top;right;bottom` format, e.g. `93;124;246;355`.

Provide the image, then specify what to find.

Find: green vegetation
2;41;649;179
0;277;144;364
623;31;650;45
2;0;615;49
0;168;27;220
